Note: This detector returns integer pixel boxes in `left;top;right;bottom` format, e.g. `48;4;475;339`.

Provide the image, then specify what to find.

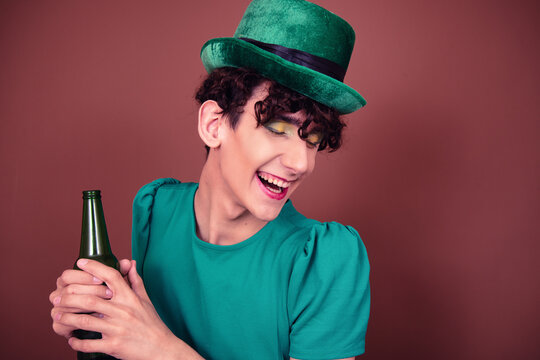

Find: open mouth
257;171;290;195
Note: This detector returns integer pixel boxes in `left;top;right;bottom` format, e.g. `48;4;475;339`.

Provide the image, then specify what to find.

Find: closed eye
306;132;322;148
264;120;295;136
264;119;322;149
266;126;285;135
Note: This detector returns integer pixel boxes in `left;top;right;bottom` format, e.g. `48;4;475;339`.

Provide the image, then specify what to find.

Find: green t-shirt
132;178;370;360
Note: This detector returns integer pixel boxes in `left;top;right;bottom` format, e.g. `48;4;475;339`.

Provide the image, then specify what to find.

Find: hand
49;259;132;338
51;259;203;360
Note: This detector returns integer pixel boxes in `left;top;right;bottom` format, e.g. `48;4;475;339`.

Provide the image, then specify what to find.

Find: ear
198;100;224;149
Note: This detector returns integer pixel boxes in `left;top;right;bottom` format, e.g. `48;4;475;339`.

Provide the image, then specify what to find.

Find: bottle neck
79;195;113;258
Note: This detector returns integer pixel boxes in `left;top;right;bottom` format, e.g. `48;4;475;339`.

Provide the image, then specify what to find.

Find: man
50;1;370;359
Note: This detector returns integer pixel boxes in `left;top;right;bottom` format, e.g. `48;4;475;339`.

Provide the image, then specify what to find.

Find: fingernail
55;312;62;321
77;259;88;267
53;296;61;305
93;277;103;283
105;288;113;297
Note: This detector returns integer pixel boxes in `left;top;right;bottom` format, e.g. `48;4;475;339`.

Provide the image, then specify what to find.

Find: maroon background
1;0;539;359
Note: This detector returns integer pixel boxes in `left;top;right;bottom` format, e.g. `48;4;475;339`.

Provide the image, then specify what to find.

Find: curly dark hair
195;67;345;152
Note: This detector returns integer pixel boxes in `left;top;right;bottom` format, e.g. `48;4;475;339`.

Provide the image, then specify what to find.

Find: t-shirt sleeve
288;222;371;360
132;178;180;276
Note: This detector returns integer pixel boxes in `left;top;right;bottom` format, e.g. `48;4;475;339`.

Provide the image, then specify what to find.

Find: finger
49;289;61;305
51;310;105;338
58;294;111;317
68;336;112;357
51;308;76;338
52;303;94;315
128;260;150;301
56;269;103;289
52;318;76;338
51;284;112;308
119;259;132;277
56;312;107;334
53;307;92;320
52;306;105;321
76;259;129;296
62;284;113;299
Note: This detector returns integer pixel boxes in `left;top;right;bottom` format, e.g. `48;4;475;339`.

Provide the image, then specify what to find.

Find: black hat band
240;38;346;82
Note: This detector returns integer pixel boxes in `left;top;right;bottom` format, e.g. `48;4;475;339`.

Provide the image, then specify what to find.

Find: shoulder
300;221;369;274
133;178;196;213
278;204;368;266
309;222;367;257
132;178;197;274
134;178;186;204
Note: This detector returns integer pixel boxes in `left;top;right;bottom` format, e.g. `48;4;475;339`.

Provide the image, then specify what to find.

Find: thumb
119;259;132;277
128;260;150;301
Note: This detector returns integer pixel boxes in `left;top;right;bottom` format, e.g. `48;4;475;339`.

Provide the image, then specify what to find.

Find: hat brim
201;38;366;114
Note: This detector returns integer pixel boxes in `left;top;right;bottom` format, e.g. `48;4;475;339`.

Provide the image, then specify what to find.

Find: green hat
200;0;366;114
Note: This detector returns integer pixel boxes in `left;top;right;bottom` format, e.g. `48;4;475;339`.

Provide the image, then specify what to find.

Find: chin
250;203;284;222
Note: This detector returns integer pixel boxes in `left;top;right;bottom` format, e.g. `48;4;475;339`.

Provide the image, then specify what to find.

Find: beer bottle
73;190;119;360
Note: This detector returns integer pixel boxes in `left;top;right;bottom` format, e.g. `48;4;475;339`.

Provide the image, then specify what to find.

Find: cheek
241;132;276;161
306;152;317;174
223;131;268;175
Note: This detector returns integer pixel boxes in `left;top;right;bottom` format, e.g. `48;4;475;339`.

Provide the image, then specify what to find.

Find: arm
50;259;204;360
288;224;370;360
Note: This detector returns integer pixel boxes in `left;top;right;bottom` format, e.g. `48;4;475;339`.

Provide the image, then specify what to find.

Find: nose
280;138;311;176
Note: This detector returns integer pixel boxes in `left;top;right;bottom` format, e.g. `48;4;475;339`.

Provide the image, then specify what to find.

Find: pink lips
257;174;288;200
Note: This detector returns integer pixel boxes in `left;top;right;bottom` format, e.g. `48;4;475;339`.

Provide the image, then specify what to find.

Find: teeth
267;186;282;194
258;172;290;189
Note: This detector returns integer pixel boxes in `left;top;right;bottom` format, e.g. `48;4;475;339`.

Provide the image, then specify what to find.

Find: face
215;84;321;222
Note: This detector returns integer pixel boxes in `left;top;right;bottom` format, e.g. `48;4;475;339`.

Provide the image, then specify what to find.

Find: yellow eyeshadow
307;132;322;145
266;120;322;145
266;120;296;135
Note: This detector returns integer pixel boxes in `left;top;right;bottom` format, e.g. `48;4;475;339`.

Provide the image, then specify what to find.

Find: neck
194;160;268;246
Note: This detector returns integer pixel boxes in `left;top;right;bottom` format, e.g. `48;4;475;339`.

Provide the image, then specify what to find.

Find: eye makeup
264;120;322;147
306;132;322;147
264;120;297;136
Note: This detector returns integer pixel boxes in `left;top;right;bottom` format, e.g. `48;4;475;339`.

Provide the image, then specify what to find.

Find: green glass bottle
73;190;119;360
